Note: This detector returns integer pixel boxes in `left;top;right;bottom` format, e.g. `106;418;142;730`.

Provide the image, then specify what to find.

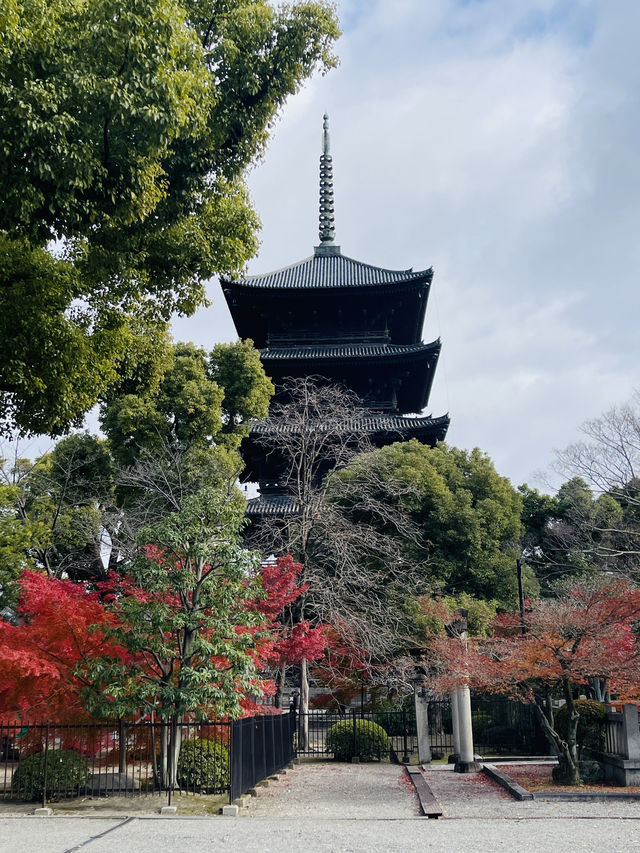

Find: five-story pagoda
222;116;449;513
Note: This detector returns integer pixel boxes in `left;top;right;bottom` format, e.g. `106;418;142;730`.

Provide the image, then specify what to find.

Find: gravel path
245;761;421;818
3;764;640;852
423;764;640;820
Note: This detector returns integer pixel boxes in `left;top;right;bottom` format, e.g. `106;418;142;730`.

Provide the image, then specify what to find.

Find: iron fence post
42;722;50;809
352;709;357;760
118;718;126;774
167;719;172;808
402;709;410;763
229;720;235;804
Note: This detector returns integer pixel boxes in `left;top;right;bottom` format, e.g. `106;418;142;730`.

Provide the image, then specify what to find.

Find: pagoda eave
240;413;450;484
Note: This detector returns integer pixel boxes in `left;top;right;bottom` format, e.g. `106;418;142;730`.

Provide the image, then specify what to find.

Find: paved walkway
2;763;640;852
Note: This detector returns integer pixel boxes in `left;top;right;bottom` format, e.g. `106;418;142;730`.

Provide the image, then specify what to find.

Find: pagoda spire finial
318;113;336;244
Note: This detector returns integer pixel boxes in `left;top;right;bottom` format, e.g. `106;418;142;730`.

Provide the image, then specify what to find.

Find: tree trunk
156;716;183;790
533;689;581;786
299;658;310;751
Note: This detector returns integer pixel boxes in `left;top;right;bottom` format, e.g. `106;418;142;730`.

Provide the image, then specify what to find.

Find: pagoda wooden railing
266;329;390;346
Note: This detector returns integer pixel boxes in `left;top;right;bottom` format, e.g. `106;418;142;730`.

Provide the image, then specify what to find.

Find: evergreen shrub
11;750;89;800
177;738;229;792
326;719;390;761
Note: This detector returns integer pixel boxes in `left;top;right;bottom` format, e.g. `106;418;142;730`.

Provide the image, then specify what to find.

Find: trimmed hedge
177;738;229;792
554;699;606;757
326;719;390;762
11;750;89;800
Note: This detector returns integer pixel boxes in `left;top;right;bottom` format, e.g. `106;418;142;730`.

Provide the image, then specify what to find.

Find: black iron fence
295;710;416;761
427;696;548;757
0;713;296;807
296;696;547;761
0;698;547;804
230;712;296;801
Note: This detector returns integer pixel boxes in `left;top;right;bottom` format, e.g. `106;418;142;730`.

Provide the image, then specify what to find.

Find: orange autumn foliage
426;578;640;701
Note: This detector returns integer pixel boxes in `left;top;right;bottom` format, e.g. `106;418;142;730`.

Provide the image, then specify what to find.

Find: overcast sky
174;0;639;491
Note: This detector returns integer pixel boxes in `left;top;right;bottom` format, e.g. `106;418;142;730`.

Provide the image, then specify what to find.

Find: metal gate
426;696;547;757
295;710;416;762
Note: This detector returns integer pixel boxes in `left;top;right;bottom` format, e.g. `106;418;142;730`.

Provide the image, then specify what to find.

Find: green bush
326;719;390;761
177;738;229;792
554;700;606;757
11;750;89;801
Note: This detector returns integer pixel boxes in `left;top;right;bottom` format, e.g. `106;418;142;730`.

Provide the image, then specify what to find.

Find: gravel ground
424;764;640;820
244;762;421;819
2;763;640;852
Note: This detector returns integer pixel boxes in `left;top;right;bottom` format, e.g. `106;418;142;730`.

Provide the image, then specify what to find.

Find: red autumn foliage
425;578;640;701
0;571;128;721
252;556;327;669
0;555;327;721
254;554;308;619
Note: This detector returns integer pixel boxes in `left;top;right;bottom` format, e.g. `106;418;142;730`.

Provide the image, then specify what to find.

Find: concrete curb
482;763;534;801
534;790;640;802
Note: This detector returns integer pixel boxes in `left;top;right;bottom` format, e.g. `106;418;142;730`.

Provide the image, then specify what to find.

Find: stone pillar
622;703;640;760
414;687;432;765
454;685;481;773
448;689;461;764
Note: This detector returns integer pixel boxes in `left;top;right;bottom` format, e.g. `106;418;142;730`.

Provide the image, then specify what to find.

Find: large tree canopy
332;441;530;606
0;0;339;436
0;338;273;597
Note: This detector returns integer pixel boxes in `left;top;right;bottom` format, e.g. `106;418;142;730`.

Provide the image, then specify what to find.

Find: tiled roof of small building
260;340;439;360
225;253;432;290
246;494;301;516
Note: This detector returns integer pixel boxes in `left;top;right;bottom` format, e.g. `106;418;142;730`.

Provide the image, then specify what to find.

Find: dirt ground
0;790;229;817
503;762;640;795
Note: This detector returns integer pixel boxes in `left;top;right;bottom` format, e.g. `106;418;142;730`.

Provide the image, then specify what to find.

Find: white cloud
172;0;640;492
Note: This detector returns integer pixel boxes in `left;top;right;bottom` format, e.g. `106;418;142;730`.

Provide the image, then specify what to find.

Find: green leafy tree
0;338;272;588
101;340;273;523
0;0;339;435
0;434;116;595
333;441;531;606
80;486;266;786
0;480;43;609
519;478;629;592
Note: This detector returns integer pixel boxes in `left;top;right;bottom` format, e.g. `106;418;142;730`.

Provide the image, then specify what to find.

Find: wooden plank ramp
406;767;443;819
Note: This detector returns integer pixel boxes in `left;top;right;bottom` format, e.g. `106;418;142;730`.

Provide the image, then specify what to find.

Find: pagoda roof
260;340;439;361
250;413;450;437
223;252;432;291
241;414;450;487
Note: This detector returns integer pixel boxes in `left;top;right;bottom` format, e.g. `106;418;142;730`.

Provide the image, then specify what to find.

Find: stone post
414;687;432;765
622;703;640;760
448;689;461;764
454;684;480;773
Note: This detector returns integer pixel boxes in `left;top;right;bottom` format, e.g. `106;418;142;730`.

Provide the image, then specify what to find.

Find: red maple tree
425;577;640;784
0;571;126;721
0;555;328;722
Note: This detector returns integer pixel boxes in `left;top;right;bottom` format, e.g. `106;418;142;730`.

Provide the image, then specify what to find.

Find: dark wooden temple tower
222;116;449;512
